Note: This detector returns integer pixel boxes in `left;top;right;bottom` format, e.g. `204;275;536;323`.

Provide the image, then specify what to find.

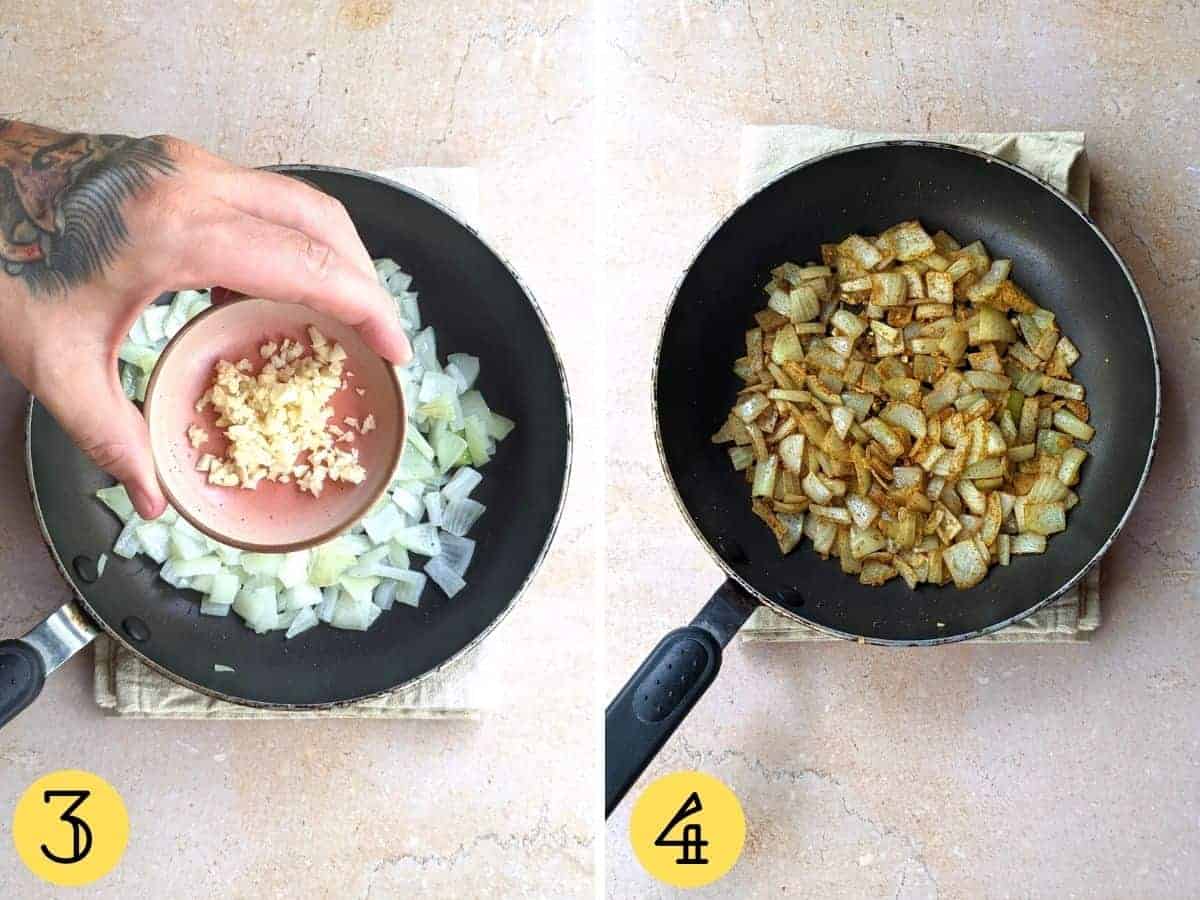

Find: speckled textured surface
603;2;1199;899
0;3;596;898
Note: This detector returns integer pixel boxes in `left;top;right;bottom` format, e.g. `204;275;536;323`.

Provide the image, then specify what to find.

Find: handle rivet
72;556;98;584
121;617;150;642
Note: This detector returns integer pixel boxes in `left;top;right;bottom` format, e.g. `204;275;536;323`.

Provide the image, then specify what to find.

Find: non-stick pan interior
30;167;570;705
656;143;1157;643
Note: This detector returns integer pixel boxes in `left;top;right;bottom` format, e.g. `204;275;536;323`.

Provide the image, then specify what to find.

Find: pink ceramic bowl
143;297;405;552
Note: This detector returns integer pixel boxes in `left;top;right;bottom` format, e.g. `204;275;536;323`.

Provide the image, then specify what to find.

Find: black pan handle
605;579;757;816
0;640;46;728
0;601;98;731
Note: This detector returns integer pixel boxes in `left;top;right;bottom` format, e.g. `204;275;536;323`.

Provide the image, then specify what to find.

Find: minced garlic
194;327;368;496
187;424;209;448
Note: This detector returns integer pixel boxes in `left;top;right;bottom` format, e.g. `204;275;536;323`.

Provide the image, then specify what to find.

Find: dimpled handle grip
0;640;46;730
605;626;721;816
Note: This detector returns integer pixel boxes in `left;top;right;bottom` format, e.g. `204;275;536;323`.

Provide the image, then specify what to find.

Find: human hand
0;119;409;518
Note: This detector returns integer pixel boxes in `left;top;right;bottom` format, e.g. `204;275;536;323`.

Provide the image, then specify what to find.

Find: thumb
45;370;167;519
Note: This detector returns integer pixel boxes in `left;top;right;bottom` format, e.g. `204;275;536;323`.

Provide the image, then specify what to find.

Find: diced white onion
285;607;319;639
363;503;406;545
441;498;485;537
393;571;427;607
373;579;398;611
441;467;482;503
424;557;466;598
436;533;476;576
393;524;442;557
423;492;444;527
98;258;514;636
135;522;170;564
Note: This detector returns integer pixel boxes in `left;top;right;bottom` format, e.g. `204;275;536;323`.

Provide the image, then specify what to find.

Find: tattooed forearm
0;120;175;294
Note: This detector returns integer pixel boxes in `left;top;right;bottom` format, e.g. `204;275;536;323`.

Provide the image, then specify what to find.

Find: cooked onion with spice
712;220;1093;589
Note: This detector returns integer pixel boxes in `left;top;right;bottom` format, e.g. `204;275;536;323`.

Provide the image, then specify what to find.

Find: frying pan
606;141;1159;814
0;166;570;727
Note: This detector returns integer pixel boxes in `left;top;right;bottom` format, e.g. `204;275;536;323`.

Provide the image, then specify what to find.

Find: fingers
43;369;166;519
182;211;411;365
213;168;377;280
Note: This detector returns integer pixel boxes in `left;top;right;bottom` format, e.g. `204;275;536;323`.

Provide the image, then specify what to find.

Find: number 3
41;790;94;865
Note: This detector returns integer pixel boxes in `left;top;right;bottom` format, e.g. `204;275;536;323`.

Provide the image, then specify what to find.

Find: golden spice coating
713;220;1092;590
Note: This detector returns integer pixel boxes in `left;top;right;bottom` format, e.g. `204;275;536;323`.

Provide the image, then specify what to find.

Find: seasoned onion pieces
713;219;1094;589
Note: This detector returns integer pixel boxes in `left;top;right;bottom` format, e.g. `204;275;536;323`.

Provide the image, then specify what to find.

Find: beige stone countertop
0;4;596;898
603;2;1200;899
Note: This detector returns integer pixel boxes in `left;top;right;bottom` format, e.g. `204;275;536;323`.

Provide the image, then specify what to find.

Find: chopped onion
411;328;439;374
135;522;170;564
348;545;390;576
171;555;220;578
241;553;282;578
340;534;373;555
96;485;135;522
277;550;311;588
441;498;485;537
391;485;425;518
424;556;466;598
208;570;240;606
158;560;191;589
393;571;427;607
317;587;339;623
717;223;1093;589
446;353;480;390
98;258;514;636
339;575;380;606
112;519;141;559
309;541;356;586
386;542;410;568
436;533;476;576
283;583;323;610
442;467;482;503
393;524;442;556
233;586;277;633
373;579;398;611
363;503;406;544
423;491;444;527
169;525;208;561
285;607;319;639
329;593;381;631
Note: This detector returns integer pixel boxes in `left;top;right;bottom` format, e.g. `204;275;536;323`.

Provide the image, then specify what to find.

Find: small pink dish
143;297;405;552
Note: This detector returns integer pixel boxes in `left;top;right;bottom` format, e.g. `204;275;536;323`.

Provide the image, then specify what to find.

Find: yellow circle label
11;770;129;887
629;770;745;888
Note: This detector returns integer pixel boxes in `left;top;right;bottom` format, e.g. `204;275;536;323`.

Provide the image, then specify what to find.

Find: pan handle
0;601;98;729
605;578;757;816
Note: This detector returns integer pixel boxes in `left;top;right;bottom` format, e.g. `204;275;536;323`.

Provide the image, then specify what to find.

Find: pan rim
25;163;574;708
652;139;1161;647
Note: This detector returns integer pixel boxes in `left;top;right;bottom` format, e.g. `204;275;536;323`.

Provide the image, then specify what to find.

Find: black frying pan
0;166;570;726
606;142;1159;814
